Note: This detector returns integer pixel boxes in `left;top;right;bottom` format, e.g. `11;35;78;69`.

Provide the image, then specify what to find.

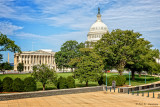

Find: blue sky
0;0;160;63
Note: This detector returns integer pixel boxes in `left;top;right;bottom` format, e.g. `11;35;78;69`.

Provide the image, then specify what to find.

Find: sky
0;0;160;63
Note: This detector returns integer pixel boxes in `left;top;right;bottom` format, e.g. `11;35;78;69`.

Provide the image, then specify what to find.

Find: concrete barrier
0;86;104;101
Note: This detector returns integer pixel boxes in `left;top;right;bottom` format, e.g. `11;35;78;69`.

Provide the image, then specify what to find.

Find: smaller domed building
87;8;109;42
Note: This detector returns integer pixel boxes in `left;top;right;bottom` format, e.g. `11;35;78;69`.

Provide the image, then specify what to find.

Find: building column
52;56;53;65
44;55;45;64
38;55;40;64
50;55;51;65
36;55;37;64
47;55;48;64
41;55;42;64
29;55;31;64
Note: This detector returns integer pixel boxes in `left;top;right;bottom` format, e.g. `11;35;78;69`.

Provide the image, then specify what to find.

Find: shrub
107;76;117;86
0;80;2;92
66;76;75;88
3;77;13;92
57;76;67;89
98;76;104;85
12;78;24;92
102;75;126;86
116;75;126;86
24;77;37;91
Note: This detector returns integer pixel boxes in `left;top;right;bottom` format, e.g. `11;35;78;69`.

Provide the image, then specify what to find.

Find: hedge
3;77;13;92
98;75;126;86
66;76;75;88
24;77;37;91
57;76;67;89
12;78;24;92
0;80;2;92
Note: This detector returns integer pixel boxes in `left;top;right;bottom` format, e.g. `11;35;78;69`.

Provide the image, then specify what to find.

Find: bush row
0;77;37;92
57;76;75;89
98;75;126;86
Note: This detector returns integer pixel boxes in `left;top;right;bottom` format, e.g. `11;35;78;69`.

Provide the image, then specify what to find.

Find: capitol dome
87;8;109;42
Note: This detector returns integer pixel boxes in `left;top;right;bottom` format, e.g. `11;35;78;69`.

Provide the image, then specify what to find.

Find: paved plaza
0;91;159;107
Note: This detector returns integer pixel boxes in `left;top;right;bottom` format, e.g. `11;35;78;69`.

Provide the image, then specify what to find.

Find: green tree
125;38;159;80
32;64;57;91
55;40;84;72
74;48;104;86
0;54;2;62
0;62;13;74
54;51;67;72
95;29;144;75
0;33;21;61
17;63;24;73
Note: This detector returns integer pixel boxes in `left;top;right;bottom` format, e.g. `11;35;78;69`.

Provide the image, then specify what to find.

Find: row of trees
55;29;160;86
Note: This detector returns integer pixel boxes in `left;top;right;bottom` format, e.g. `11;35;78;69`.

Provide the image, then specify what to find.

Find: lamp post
106;73;107;91
129;71;131;86
145;73;146;84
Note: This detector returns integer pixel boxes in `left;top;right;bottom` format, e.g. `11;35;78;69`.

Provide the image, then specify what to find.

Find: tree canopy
72;48;104;86
94;29;159;76
55;40;84;71
0;62;13;74
32;64;57;90
0;33;21;61
17;63;24;73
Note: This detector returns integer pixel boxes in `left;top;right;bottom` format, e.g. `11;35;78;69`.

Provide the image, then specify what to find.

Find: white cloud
0;0;160;50
0;21;23;35
0;0;35;21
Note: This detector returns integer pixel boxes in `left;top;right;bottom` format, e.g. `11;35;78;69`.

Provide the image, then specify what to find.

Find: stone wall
120;82;160;93
0;86;104;101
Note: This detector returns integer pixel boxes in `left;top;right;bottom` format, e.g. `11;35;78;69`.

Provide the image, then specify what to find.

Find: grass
124;75;160;86
0;72;159;90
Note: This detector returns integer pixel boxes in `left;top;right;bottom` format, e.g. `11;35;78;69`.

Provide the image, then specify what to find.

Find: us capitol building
14;8;109;72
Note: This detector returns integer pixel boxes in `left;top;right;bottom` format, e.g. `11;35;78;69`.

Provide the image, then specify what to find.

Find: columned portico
14;49;56;72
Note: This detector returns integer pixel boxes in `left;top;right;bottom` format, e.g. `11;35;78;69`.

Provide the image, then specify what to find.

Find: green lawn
0;72;159;90
124;75;160;86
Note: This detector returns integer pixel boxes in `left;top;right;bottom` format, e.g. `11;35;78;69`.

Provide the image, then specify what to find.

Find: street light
129;71;131;86
145;72;146;84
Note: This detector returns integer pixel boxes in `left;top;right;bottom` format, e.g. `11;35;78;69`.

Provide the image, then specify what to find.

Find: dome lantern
97;7;101;21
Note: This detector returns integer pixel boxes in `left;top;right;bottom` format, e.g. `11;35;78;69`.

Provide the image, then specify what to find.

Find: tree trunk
71;68;73;72
63;66;64;73
119;71;123;75
43;84;45;91
132;70;135;80
139;72;141;77
86;81;88;87
117;60;126;75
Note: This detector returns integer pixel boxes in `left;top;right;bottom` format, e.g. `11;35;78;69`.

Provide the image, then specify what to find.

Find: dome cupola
87;7;109;42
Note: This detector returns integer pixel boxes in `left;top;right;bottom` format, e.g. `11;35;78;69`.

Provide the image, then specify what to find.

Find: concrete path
0;91;159;107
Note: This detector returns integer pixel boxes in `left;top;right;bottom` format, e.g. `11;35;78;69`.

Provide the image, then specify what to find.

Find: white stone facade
14;50;56;72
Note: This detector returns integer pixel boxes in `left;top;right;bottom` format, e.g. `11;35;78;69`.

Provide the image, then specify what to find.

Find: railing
105;86;160;99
